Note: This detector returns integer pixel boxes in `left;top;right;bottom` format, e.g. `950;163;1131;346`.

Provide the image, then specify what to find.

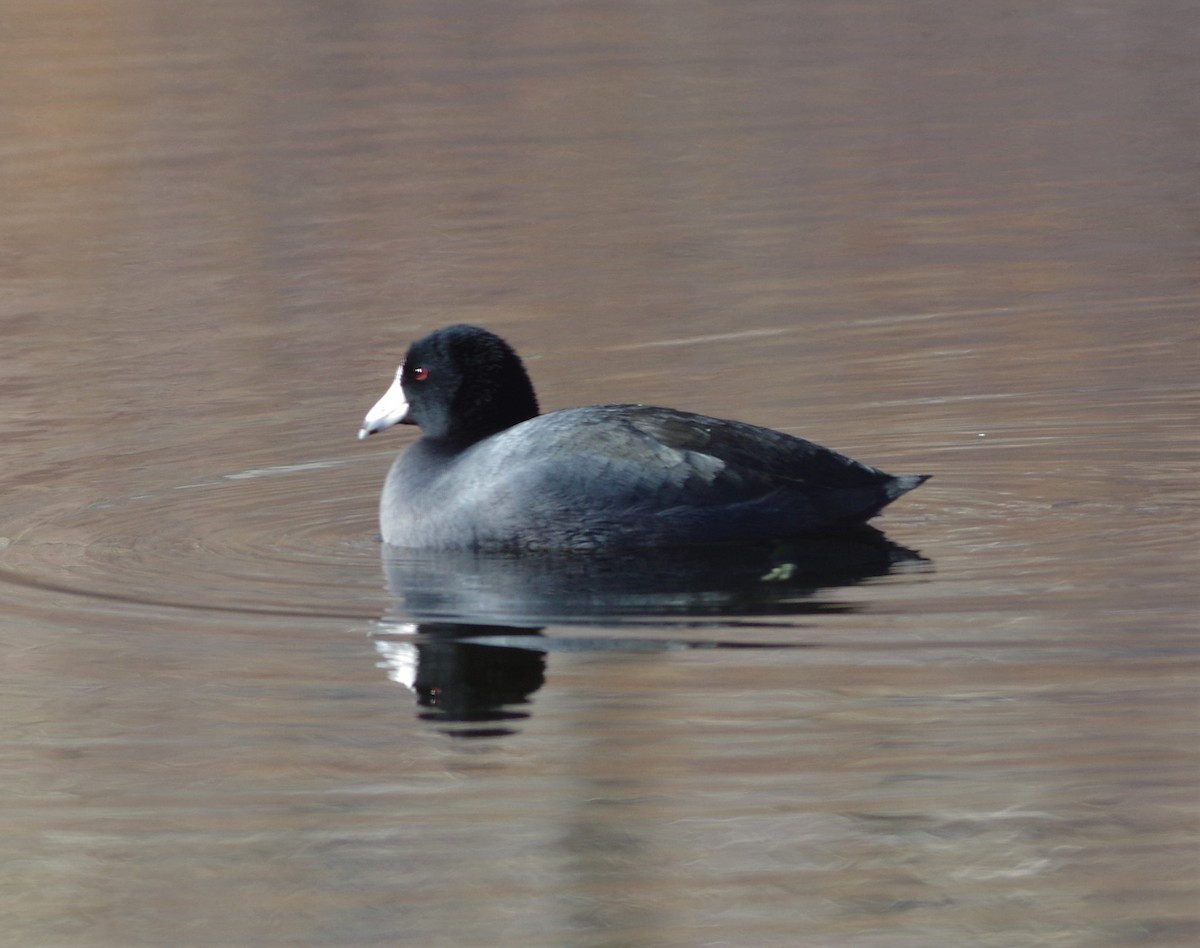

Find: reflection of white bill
373;623;419;691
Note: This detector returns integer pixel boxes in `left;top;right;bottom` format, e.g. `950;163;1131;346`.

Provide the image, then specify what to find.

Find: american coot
359;324;928;551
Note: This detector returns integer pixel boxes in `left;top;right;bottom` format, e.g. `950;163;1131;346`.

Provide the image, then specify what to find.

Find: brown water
2;2;1197;946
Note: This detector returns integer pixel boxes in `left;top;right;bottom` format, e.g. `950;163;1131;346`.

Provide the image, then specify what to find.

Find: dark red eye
411;366;429;381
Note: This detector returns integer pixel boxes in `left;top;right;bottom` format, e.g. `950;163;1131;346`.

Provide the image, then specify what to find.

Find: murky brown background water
2;2;1197;946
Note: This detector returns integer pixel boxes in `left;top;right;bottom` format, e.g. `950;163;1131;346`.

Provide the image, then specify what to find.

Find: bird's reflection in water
374;624;546;739
372;529;927;737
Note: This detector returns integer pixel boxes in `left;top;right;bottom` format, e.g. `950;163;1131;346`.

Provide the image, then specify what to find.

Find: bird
359;324;928;551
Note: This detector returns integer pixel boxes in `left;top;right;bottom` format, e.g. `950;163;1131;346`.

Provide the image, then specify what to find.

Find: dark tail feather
885;473;931;501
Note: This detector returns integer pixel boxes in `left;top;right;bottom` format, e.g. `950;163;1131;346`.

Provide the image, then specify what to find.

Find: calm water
2;2;1197;946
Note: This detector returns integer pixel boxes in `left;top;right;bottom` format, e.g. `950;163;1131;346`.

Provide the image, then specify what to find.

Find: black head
391;324;539;444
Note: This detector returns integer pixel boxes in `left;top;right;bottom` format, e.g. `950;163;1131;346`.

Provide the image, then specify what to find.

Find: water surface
2;2;1196;946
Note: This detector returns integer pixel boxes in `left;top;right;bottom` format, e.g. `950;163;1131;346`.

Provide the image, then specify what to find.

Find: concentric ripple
0;457;388;621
